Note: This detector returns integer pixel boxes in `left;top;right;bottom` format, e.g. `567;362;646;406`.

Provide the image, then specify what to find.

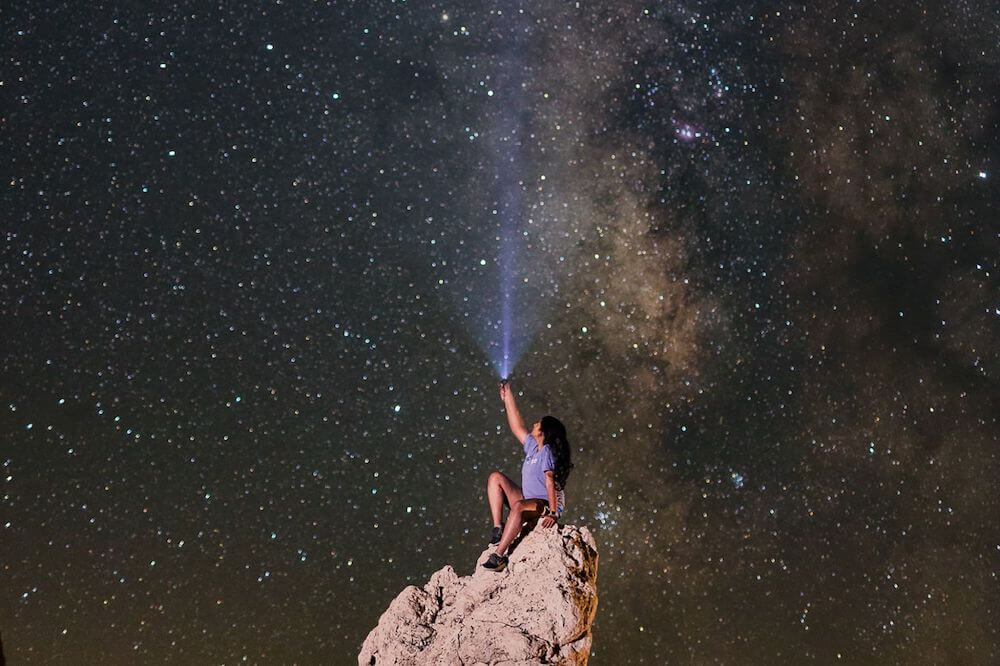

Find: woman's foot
481;553;508;571
489;525;503;545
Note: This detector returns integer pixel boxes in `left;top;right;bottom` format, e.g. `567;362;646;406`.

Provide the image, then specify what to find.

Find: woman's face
531;420;543;443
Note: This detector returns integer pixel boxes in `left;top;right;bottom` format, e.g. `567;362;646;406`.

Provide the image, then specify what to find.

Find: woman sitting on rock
482;381;574;571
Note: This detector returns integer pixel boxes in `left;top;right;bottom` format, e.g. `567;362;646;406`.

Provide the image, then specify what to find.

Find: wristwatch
542;506;556;517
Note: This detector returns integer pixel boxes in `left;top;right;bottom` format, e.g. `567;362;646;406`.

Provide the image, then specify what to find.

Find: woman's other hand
499;382;508;401
540;516;556;528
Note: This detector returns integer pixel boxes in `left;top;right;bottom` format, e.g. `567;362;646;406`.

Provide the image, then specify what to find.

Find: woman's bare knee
487;470;504;486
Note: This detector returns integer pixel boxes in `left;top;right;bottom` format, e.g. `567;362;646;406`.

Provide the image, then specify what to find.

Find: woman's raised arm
499;382;528;444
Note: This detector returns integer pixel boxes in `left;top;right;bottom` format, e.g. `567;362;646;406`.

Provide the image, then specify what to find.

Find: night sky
3;1;999;663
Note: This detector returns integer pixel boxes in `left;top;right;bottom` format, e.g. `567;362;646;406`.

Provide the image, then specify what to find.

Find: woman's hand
499;381;509;401
540;516;557;528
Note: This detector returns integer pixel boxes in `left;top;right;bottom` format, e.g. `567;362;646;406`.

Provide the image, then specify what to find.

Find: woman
482;381;573;571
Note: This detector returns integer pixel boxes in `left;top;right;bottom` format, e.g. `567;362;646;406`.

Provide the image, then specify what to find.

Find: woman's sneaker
481;553;508;571
489;526;503;545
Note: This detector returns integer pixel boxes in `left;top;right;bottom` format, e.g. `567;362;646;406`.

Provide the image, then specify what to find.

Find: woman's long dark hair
540;415;573;489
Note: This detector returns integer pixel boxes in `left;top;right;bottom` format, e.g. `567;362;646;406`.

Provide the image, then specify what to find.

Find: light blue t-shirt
521;434;565;511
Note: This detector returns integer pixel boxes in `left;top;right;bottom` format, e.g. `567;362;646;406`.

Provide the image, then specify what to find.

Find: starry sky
3;1;998;663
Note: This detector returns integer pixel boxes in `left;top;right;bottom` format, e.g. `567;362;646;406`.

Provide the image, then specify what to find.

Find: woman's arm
541;471;559;528
499;382;528;444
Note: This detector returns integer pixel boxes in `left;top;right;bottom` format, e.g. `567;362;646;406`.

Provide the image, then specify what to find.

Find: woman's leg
495;498;545;557
487;470;523;528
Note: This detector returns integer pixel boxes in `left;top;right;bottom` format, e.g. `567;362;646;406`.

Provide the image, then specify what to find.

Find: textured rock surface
358;524;599;665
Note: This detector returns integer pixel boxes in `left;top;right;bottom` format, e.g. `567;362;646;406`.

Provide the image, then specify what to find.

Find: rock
358;523;599;665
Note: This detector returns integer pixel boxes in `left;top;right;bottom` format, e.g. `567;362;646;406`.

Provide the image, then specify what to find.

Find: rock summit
359;523;599;665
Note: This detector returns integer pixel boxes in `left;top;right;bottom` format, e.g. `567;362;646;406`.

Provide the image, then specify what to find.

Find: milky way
2;1;998;663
